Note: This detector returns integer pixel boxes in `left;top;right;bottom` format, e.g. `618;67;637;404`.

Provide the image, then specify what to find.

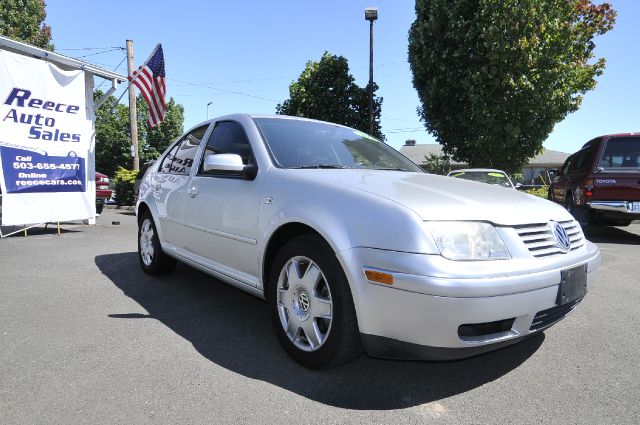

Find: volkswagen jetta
136;114;601;369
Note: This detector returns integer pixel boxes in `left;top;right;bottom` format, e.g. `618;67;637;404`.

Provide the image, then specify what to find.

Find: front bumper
337;241;601;360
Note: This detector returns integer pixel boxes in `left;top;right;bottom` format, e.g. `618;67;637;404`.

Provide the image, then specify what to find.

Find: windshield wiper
292;164;352;169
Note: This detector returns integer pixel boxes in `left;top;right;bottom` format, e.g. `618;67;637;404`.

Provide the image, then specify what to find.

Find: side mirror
514;182;523;190
203;153;258;180
548;169;559;178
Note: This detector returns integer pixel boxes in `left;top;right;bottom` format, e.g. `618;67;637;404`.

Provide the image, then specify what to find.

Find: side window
559;157;571;175
577;148;595;173
568;152;584;174
158;142;180;174
199;121;253;173
161;125;208;175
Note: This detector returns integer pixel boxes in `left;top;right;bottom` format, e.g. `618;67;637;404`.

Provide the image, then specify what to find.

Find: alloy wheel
276;256;333;352
139;218;155;266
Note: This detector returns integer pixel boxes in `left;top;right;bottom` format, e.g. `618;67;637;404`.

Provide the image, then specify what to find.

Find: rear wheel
565;195;589;226
268;235;362;369
138;212;176;274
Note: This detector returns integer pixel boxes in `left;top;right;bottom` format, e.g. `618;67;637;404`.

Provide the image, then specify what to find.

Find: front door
183;120;263;286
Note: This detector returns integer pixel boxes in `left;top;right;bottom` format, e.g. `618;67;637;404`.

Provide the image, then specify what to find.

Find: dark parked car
549;133;640;226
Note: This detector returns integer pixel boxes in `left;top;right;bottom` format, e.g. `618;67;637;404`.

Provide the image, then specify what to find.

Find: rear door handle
187;185;199;197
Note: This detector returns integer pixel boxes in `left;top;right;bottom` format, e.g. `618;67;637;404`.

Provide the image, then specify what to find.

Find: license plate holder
557;265;587;305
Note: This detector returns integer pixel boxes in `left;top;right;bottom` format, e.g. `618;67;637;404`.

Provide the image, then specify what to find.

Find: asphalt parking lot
1;207;639;425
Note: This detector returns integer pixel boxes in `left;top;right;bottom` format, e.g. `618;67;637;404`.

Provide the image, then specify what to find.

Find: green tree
93;90;130;177
408;0;616;173
93;92;185;175
423;153;451;175
277;52;385;140
0;0;54;50
136;94;185;164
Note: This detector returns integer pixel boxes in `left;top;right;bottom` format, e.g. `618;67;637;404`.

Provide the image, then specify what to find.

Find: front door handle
187;185;199;198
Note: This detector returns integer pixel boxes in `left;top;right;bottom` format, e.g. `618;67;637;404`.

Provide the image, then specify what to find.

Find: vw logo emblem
298;292;310;312
552;222;571;253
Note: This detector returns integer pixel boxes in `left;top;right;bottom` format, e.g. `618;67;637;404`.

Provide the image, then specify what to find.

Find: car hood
294;169;571;226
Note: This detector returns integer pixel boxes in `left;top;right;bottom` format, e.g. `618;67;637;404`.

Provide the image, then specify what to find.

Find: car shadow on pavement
96;252;543;410
585;225;640;245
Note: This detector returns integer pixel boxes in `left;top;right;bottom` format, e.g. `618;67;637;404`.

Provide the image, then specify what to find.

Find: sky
45;0;639;154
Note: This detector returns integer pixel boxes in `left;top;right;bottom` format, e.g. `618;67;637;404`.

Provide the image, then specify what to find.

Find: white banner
0;50;94;226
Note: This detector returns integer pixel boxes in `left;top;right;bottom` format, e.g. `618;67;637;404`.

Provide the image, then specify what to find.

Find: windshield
597;137;640;170
253;118;423;172
449;171;513;188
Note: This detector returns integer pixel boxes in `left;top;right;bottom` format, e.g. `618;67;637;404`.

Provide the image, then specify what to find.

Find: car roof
195;113;353;128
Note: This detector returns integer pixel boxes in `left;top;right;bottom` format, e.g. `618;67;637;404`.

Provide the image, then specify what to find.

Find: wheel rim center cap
292;286;311;319
298;291;310;312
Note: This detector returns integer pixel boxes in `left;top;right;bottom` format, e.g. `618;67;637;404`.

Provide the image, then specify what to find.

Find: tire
268;235;362;369
95;201;104;215
565;195;589;226
138;212;176;275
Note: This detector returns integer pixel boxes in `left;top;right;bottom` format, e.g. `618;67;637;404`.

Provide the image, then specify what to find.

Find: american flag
128;44;166;127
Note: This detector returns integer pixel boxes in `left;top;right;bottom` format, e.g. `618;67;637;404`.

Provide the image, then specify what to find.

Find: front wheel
268;235;362;369
138;212;176;275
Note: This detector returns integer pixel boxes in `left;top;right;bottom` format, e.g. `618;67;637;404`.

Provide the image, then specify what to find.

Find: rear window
598;137;640;170
449;171;513;188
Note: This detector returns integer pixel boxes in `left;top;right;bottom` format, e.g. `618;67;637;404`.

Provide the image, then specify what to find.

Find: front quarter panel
258;169;439;257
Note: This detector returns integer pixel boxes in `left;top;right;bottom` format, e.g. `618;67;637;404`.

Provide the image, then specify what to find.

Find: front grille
529;298;582;331
513;220;585;258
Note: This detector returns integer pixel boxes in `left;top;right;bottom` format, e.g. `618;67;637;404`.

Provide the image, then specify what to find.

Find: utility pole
126;39;139;171
365;8;378;136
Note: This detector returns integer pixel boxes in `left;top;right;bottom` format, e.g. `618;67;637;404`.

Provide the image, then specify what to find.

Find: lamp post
365;7;378;136
206;101;213;119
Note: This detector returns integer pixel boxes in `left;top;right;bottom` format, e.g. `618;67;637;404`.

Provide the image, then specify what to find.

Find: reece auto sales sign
0;50;94;226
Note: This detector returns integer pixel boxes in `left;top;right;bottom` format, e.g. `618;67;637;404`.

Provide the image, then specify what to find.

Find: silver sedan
136;114;600;369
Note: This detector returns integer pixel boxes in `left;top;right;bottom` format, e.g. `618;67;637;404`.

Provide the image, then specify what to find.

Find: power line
95;56;128;90
76;47;125;58
55;46;123;51
384;117;422;123
167;77;279;102
385;127;426;134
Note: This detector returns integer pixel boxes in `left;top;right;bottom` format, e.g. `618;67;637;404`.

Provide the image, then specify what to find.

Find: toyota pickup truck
549;133;640;226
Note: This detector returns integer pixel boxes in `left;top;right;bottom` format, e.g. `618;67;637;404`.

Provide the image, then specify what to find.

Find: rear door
593;136;640;204
152;125;208;248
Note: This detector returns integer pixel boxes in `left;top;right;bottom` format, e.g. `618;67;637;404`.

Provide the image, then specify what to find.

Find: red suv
549;133;640;226
95;172;112;215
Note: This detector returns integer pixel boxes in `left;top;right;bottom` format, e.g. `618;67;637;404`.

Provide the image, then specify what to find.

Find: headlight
426;221;511;261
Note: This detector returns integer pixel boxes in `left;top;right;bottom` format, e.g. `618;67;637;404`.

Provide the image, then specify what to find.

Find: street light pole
365;8;378;136
207;101;213;120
